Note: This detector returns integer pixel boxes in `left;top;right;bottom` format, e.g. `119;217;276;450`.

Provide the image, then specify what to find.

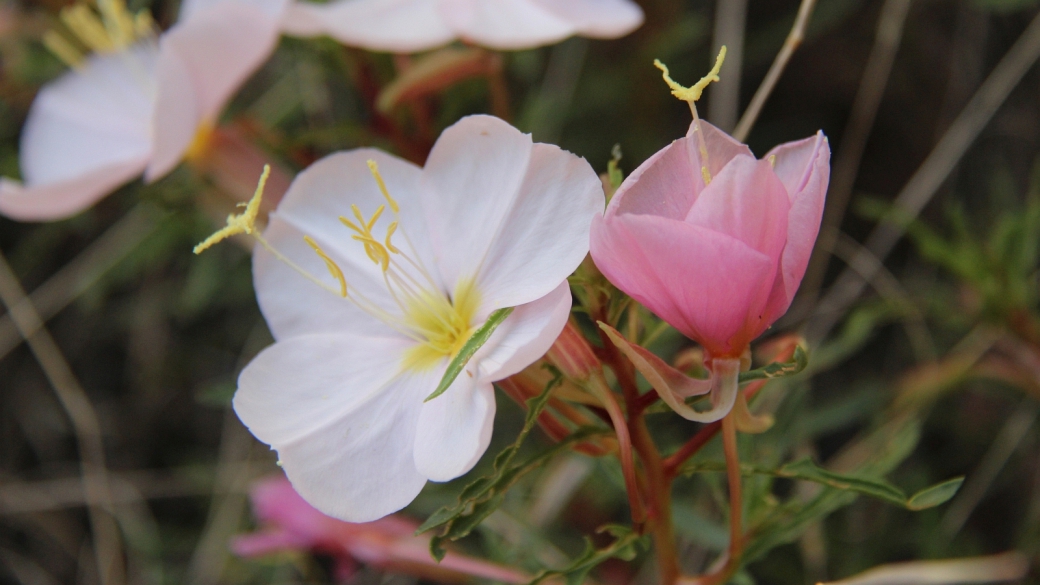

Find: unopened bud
546;320;602;380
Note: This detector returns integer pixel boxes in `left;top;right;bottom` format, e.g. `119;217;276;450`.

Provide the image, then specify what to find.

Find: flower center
194;163;483;373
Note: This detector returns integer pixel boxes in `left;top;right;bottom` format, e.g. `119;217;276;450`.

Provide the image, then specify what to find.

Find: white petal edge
475;280;573;382
413;373;495;482
235;335;437;522
281;0;456;53
20;46;155;187
0;158;148;222
440;0;575;50
470;142;602;311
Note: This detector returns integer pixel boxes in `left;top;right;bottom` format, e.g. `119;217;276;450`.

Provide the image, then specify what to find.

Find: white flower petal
282;0;455;53
413;373;495;482
0;158;149;221
147;1;282;181
234;333;414;446
19;46;154;188
255;149;435;340
476;280;572;382
180;0;288;22
439;0;574;50
532;0;643;39
234;333;431;522
469;142;601;310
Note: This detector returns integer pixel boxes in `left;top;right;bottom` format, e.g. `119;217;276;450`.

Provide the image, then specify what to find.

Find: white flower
0;0;287;221
231;115;603;521
282;0;644;53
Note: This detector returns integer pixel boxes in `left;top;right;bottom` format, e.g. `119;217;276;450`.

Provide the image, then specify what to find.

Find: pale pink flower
282;0;644;53
590;121;829;421
0;0;286;221
233;476;529;583
232;115;602;521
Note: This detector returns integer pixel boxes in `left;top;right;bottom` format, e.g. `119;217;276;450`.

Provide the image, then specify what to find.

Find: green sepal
425;307;514;402
738;344;809;383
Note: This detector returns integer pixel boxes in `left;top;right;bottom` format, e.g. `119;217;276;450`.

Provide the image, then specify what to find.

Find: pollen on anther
304;236;348;298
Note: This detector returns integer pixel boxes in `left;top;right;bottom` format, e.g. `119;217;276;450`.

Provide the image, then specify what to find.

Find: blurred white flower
0;0;287;221
282;0;644;52
230;115;602;521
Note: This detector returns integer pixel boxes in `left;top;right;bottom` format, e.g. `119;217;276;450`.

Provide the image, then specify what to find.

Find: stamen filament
304;236;347;298
367;160;400;214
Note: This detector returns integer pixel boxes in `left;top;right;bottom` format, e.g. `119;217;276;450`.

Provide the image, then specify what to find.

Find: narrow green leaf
738;344;809;383
907;477;965;510
425;307;514;402
529;525;646;585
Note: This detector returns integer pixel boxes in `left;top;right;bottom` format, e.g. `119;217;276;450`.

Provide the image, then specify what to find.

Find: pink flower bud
590;121;830;359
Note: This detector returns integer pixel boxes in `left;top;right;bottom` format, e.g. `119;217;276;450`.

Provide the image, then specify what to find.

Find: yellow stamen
701;167;712;185
304;236;348;297
193;165;269;254
97;0;136;48
385;221;400;254
654;46;727;104
61;4;116;53
768;154;777;168
134;11;155;38
43;31;85;69
367;160;400;214
366;205;385;231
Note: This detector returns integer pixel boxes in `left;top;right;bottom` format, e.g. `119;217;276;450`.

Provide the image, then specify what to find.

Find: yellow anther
351;234;390;271
367;160;400;214
304;236;348;297
339;216;364;235
367;205;385;231
43;31;85;69
385;221;400;255
654;46;727;104
194;165;270;254
768;154;777;168
97;0;136;48
701;166;712;186
61;4;116;53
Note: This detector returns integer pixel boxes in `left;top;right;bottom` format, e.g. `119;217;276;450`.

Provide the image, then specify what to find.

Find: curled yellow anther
194;165;270;254
701;167;712;186
654;46;727;104
385;221;400;255
304;236;347;297
367;160;400;214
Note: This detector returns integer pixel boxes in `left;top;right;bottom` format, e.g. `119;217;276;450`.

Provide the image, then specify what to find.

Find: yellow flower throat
194;163;481;372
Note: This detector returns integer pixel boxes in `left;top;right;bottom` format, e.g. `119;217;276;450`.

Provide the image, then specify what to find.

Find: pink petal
413;373;495;482
532;0;644;39
440;0;574;50
147;1;281;180
590;213;776;357
610;138;699;221
760;132;831;323
684;154;789;259
685;120;754;186
282;0;455;53
0;158;148;221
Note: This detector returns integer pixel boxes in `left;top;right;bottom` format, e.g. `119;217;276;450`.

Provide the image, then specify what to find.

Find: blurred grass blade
820;551;1028;585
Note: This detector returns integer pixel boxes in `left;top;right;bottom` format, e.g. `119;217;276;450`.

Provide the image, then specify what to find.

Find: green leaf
680;456;962;511
529;525;646;585
738;345;809;383
419;367;611;560
425;307;514;402
907;477;965;510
